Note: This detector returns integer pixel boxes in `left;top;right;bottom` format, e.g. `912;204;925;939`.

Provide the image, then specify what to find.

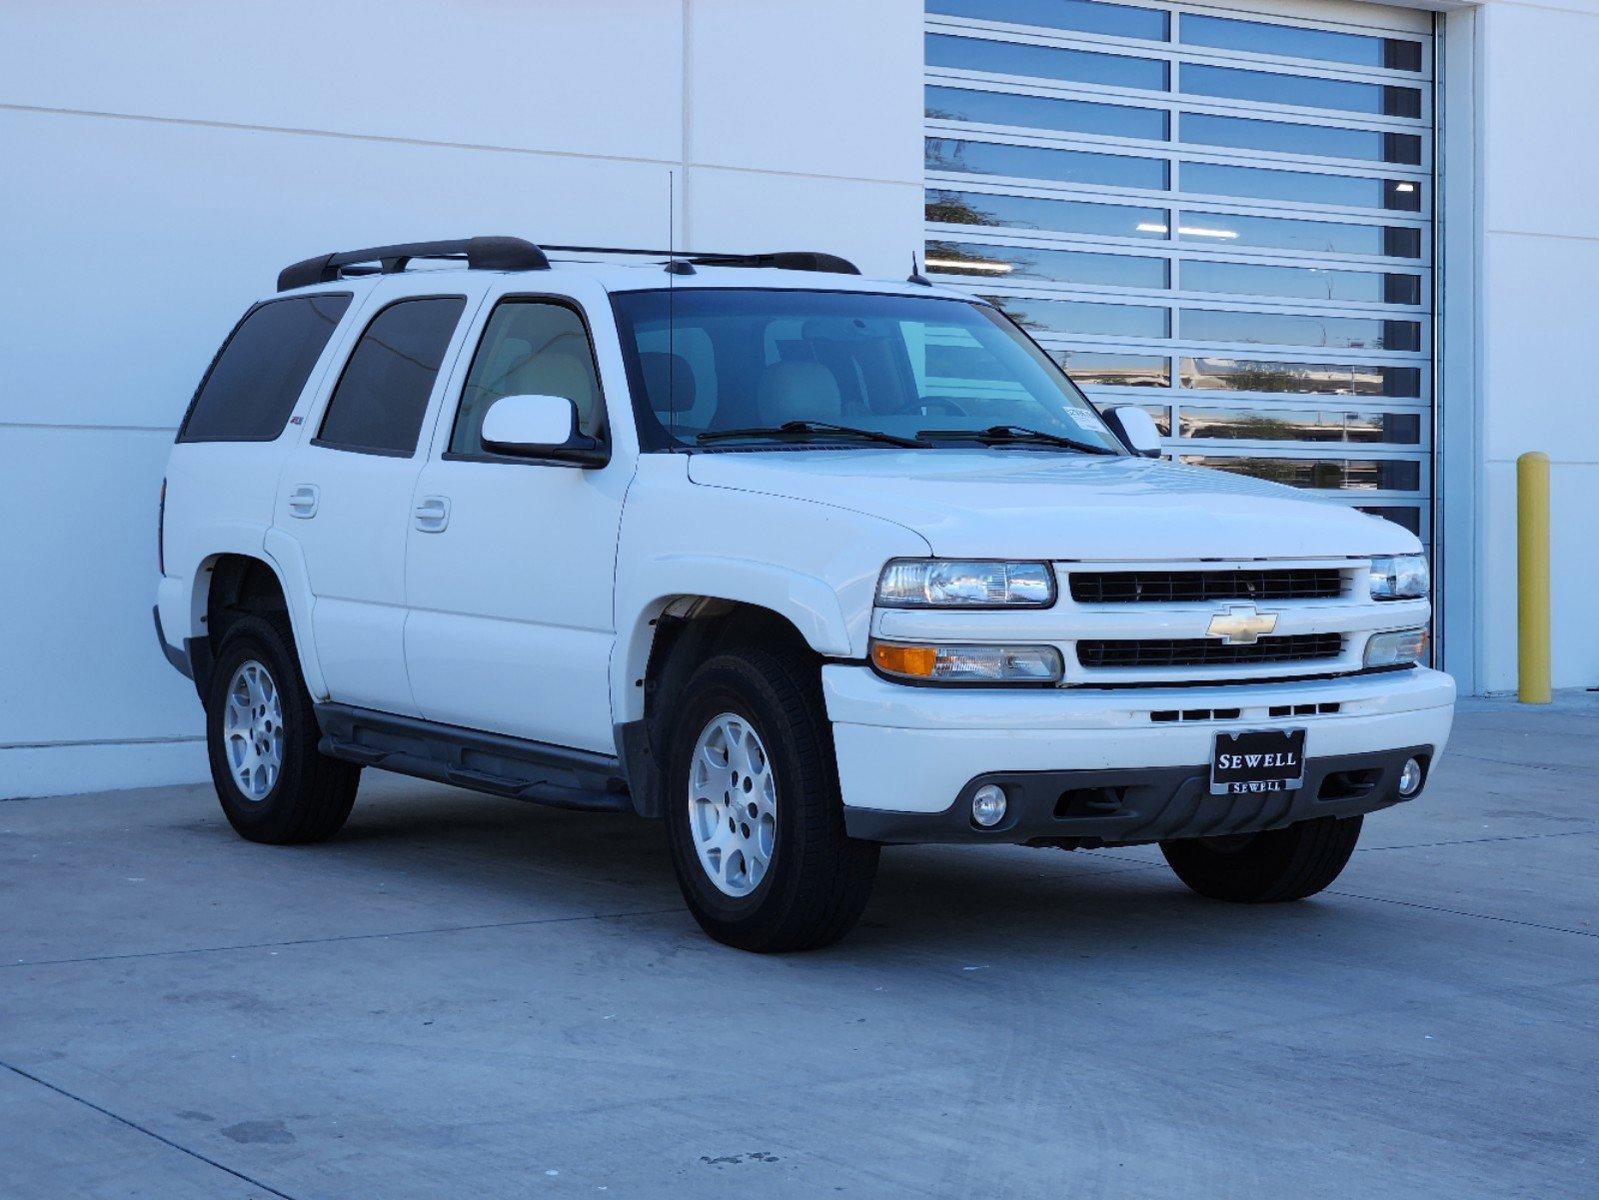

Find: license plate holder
1210;728;1307;797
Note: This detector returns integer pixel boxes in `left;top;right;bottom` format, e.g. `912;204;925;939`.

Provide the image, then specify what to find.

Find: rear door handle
414;495;451;533
287;484;319;519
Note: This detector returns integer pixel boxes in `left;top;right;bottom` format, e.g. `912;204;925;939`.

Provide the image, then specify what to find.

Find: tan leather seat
756;360;842;425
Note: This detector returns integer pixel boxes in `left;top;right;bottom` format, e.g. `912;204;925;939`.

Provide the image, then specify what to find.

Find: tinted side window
450;300;604;456
316;297;467;455
179;293;352;442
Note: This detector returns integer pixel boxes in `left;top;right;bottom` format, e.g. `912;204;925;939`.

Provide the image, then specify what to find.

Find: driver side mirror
1104;406;1163;458
480;394;606;467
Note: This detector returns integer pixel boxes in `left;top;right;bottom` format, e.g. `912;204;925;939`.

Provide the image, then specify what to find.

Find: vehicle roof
276;259;982;304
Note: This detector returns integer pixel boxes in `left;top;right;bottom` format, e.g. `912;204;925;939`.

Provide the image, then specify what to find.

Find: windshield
609;288;1123;453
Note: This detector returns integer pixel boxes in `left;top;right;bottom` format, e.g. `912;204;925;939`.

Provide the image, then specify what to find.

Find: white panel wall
1472;0;1599;691
0;1;922;798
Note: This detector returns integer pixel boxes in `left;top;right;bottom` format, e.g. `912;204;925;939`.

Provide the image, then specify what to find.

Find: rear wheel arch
204;554;289;649
196;552;325;703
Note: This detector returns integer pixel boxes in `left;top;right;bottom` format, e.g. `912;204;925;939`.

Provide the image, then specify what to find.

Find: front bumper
823;664;1455;847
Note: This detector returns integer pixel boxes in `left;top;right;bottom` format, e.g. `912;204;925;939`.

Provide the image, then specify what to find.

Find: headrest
757;360;841;424
639;351;697;415
529;352;597;418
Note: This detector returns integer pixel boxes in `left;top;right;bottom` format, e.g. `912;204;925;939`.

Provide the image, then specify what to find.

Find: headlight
1370;554;1429;601
1365;628;1428;668
872;640;1064;684
877;559;1055;608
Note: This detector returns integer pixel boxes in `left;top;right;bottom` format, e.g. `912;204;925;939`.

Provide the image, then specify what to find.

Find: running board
315;704;632;814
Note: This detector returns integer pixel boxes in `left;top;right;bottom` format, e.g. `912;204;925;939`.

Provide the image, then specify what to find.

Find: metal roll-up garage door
924;0;1434;543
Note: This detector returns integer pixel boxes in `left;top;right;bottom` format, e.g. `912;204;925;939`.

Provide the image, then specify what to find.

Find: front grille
1077;633;1344;670
1069;569;1344;604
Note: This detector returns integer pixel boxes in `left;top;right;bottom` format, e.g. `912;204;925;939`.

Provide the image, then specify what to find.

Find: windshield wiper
696;420;925;448
917;424;1116;455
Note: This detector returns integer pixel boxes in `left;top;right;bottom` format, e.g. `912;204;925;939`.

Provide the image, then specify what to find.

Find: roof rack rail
277;236;550;292
542;245;861;276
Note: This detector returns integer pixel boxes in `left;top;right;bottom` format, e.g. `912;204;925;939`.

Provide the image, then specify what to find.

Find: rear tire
1160;814;1362;903
205;611;360;844
663;645;879;952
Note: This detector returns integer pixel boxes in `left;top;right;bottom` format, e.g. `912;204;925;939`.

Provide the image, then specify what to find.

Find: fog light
971;784;1008;828
1398;757;1424;797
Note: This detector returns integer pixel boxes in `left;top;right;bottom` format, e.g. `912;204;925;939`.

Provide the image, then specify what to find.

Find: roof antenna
665;173;695;277
908;250;932;287
667;170;678;442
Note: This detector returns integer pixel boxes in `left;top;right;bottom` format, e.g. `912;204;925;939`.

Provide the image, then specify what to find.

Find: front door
277;288;473;714
404;293;629;752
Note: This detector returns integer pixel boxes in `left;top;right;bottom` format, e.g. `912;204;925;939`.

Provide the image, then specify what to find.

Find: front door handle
287;484;319;519
414;495;451;533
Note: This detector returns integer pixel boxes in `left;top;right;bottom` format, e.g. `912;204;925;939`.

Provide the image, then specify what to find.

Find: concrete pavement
1;696;1595;1198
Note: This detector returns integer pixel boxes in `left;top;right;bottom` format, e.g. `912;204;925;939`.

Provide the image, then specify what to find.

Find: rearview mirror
480;394;606;466
1104;406;1162;458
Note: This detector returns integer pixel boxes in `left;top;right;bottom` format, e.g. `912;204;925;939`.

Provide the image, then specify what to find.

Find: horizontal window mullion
928;73;1432;134
1168;339;1428;364
927;11;1435;86
1176;434;1433;454
926;166;1430;221
927;219;1431;271
1175;294;1429;320
1173;90;1430;133
926;116;1169;154
1175;391;1431;412
1165;41;1431;86
1174;289;1431;317
927;116;1431;177
926;66;1172;106
1174;4;1436;44
1172;37;1433;87
927;176;1427;227
926;17;1436;84
926;20;1181;59
1166;331;1432;362
927;166;1174;204
959;274;1433;318
926;12;1175;55
967;277;1174;302
1029;334;1431;366
927;165;1428;220
1174;143;1426;181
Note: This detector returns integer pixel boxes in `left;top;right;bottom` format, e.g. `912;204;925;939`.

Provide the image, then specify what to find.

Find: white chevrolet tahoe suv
155;235;1455;952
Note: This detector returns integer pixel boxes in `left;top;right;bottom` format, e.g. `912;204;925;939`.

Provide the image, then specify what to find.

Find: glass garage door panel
924;0;1434;538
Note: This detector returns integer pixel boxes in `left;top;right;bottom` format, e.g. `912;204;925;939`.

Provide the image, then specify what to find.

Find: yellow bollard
1517;451;1551;704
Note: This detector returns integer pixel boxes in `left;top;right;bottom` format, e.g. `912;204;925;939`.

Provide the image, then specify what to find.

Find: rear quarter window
178;293;353;442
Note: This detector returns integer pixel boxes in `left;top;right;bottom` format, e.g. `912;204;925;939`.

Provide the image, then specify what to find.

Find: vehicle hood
685;449;1418;560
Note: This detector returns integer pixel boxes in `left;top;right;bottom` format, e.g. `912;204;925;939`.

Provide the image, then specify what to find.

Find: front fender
610;557;852;727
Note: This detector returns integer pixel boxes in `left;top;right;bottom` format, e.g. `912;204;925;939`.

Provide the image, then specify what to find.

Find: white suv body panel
158;256;1454;843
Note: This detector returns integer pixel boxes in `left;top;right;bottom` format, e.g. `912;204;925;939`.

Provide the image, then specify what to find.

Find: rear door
277;281;481;714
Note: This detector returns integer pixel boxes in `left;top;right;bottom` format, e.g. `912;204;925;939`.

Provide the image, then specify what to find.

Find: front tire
1160;814;1362;903
663;645;878;952
205;611;360;844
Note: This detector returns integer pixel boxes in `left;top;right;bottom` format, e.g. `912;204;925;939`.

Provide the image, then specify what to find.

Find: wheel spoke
686;712;777;899
221;659;284;802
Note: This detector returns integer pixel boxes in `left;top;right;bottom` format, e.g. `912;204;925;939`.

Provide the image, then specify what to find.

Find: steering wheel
913;396;969;417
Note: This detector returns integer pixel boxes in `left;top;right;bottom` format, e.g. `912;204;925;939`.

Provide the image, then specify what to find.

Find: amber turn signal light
872;642;939;678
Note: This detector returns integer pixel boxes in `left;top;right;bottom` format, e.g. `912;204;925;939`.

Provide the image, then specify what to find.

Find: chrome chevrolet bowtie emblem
1207;603;1278;645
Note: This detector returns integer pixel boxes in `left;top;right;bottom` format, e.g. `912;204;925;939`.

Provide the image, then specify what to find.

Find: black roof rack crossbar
277;236;550;291
541;245;861;275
